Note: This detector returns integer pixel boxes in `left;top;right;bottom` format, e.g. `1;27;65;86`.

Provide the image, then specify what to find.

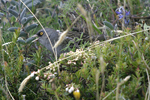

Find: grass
0;0;150;100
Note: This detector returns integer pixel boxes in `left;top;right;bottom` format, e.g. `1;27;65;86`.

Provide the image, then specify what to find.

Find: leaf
1;0;7;4
92;24;102;34
8;9;19;18
24;0;32;5
8;5;16;10
25;37;36;44
21;17;27;25
24;16;34;26
8;27;19;32
19;1;23;9
24;24;38;32
56;86;61;92
20;8;26;20
17;39;26;44
103;21;114;30
19;31;27;37
0;12;4;17
10;0;19;5
27;1;41;8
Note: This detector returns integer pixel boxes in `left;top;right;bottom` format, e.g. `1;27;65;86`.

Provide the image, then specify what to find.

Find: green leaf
24;24;38;32
19;31;27;37
21;17;27;25
24;0;32;5
0;12;4;17
23;16;34;26
8;27;19;32
103;21;114;30
27;1;41;8
56;86;61;92
20;8;26;20
92;24;102;34
17;39;26;44
10;0;19;5
25;37;36;44
8;9;19;18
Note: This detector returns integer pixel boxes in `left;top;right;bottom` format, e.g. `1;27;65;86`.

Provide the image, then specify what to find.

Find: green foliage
0;0;150;100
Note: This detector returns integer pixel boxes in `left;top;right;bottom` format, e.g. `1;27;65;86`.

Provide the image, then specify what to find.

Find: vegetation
0;0;150;100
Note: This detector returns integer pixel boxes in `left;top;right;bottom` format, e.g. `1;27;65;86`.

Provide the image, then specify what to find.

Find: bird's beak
31;34;39;42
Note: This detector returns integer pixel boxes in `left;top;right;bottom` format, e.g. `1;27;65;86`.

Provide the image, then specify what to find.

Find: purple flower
125;18;130;25
118;14;124;19
115;7;130;25
116;11;123;14
125;11;130;16
115;6;130;17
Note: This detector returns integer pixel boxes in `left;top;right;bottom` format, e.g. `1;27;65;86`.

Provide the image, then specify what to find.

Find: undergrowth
0;0;150;100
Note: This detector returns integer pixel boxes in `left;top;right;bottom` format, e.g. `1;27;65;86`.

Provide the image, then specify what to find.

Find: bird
32;28;105;58
32;28;69;57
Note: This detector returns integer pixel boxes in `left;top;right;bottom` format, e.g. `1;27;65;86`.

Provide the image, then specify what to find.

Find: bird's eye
40;32;43;36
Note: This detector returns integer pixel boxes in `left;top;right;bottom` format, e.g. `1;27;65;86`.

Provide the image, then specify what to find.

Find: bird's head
31;28;59;45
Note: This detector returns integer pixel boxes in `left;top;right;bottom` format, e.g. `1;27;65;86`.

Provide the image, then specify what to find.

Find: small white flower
59;59;62;62
35;76;39;81
49;64;53;67
48;62;51;64
68;89;72;93
46;66;50;69
76;89;80;92
76;49;79;52
37;69;40;73
73;62;76;65
74;57;78;61
47;76;50;80
30;72;35;77
67;60;72;64
145;37;148;40
44;74;47;78
68;86;74;93
66;87;69;92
